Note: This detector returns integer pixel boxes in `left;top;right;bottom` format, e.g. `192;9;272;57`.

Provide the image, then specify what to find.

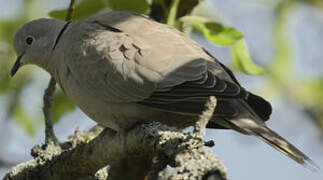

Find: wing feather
74;11;271;121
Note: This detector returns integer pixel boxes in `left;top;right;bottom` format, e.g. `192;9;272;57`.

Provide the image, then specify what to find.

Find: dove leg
116;128;128;157
116;120;145;157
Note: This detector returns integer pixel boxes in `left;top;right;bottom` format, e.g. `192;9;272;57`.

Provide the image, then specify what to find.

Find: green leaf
107;0;149;14
180;16;262;75
298;78;323;131
301;78;323;105
49;0;108;20
231;40;265;75
150;0;199;23
0;19;26;43
177;0;199;18
268;2;294;79
0;75;10;94
52;90;75;123
167;0;180;26
13;105;35;136
203;22;244;45
180;16;244;45
48;10;66;20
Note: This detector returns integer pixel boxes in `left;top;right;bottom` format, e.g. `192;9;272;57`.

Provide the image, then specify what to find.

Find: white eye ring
25;36;34;45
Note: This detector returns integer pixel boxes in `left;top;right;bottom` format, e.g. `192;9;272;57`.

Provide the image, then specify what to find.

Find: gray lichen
4;97;226;180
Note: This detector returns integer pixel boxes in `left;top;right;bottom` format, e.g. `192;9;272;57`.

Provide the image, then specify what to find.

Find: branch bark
43;78;58;145
4;97;226;180
4;122;226;180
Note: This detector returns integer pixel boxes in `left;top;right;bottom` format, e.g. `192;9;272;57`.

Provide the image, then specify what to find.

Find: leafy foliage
0;20;26;43
180;16;244;45
107;0;149;13
301;78;323;106
260;0;323;131
231;40;265;75
49;0;109;20
0;1;37;134
180;16;264;75
150;0;199;23
49;0;263;75
49;0;150;20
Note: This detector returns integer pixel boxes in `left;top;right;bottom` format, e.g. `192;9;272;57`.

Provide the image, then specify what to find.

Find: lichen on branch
4;97;226;180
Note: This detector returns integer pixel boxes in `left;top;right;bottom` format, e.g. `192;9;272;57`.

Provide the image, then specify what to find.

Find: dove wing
56;11;314;166
64;11;269;119
64;11;208;101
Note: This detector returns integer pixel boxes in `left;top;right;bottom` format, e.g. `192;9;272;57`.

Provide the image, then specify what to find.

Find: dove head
11;18;67;76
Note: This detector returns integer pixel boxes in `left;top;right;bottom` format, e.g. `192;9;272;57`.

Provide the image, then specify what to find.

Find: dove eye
25;36;34;45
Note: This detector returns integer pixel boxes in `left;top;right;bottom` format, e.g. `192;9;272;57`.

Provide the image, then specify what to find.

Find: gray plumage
12;11;315;167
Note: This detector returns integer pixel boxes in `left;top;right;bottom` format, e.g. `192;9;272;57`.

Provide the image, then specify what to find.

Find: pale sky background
1;0;323;179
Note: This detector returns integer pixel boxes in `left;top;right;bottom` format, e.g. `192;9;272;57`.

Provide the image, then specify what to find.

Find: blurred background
0;0;323;179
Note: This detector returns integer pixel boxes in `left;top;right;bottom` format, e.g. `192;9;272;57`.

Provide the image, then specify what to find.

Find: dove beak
11;54;23;77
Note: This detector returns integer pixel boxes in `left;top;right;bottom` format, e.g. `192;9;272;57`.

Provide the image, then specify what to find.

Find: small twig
194;96;217;137
43;78;58;145
204;140;215;147
65;0;76;21
72;127;80;148
42;0;77;145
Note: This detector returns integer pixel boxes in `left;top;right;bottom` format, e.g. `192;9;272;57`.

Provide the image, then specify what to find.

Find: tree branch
4;122;226;180
42;0;77;146
43;78;58;145
65;0;76;21
4;97;226;180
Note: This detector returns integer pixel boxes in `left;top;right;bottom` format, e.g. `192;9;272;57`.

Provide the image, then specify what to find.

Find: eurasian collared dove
11;11;314;167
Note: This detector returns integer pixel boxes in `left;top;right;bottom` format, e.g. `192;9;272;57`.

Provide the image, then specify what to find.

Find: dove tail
228;118;318;169
251;125;311;165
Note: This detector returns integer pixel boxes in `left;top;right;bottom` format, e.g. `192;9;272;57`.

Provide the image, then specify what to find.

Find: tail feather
228;118;318;169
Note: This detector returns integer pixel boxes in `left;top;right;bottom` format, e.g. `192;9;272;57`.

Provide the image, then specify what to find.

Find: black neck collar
52;21;71;50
